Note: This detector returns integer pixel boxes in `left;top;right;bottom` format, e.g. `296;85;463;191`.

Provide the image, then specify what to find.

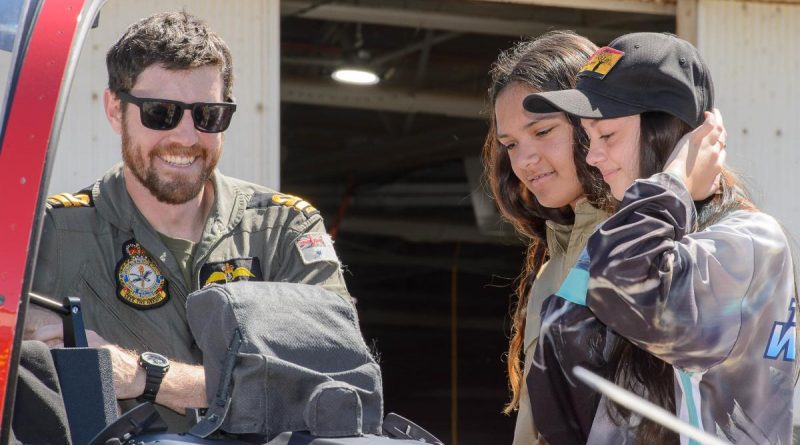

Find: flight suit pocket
74;264;150;352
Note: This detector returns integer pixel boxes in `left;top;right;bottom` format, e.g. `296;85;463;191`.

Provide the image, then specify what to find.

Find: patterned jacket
529;173;796;444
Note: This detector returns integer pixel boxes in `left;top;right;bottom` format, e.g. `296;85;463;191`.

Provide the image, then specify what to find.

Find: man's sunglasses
116;91;237;133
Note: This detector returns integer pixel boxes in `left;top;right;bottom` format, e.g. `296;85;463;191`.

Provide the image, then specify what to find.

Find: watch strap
140;368;165;402
138;352;169;403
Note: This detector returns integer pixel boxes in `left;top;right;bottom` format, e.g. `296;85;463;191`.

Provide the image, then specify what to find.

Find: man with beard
24;11;351;430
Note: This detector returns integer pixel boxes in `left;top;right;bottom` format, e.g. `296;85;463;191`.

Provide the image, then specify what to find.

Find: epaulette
46;190;94;209
247;192;319;217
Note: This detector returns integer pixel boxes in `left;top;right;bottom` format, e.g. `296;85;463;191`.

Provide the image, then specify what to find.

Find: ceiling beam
282;78;486;120
476;0;676;15
371;31;461;67
281;1;637;41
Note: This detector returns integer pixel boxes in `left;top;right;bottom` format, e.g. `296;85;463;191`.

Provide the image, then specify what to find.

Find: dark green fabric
158;233;197;291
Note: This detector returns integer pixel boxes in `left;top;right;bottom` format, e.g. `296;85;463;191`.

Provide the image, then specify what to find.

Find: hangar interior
278;1;675;443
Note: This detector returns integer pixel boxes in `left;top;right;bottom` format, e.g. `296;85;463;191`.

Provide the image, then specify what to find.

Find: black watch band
138;351;169;403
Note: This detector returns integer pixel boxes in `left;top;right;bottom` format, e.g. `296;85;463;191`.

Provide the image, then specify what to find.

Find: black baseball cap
523;32;714;128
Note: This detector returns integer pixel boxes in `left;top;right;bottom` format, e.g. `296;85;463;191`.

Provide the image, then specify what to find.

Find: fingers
29;324;64;348
86;329;111;348
31;325;113;350
713;108;724;127
710;108;727;149
709;173;723;196
691;112;716;144
23;306;62;339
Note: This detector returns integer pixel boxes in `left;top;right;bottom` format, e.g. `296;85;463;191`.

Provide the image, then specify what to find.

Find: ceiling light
332;67;380;86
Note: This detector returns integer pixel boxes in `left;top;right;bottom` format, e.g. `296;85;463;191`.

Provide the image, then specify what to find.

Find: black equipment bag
90;281;442;445
186;282;385;441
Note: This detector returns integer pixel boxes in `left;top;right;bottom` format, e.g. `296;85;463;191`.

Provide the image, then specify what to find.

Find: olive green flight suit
513;198;608;445
32;163;351;430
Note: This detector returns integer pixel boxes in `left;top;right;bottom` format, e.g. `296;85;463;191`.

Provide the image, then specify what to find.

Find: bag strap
190;328;243;438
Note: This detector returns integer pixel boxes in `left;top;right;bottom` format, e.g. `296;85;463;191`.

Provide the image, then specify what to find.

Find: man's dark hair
106;11;233;100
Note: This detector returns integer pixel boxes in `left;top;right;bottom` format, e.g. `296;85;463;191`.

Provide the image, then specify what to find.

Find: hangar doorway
279;2;675;443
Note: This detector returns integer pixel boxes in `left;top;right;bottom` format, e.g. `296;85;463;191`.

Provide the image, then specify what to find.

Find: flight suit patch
200;257;264;287
46;191;93;208
295;233;339;265
247;192;319;217
115;239;169;309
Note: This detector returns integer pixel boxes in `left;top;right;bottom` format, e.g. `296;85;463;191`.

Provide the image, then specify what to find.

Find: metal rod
572;366;730;445
28;292;69;315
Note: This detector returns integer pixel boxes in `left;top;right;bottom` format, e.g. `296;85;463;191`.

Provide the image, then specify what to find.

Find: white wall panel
50;0;280;194
697;0;800;241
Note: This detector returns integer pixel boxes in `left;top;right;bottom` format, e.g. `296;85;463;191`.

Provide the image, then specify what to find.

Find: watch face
141;351;169;368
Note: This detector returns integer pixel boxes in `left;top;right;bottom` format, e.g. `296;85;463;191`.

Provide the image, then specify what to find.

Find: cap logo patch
115;239;169;309
579;47;625;80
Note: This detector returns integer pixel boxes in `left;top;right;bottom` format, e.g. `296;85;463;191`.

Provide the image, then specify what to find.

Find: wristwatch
137;351;170;403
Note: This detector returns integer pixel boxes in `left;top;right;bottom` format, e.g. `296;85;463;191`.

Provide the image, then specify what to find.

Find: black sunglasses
116;91;237;133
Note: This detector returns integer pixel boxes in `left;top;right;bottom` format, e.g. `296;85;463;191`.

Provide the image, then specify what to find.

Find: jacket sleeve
26;213;67;338
273;212;353;303
31;213;60;298
586;173;788;371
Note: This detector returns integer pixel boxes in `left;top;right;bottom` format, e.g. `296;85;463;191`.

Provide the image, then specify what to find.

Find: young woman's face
581;115;641;200
495;83;583;209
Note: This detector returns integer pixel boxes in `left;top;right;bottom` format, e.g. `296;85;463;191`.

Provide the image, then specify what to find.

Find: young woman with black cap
525;32;797;444
487;31;728;444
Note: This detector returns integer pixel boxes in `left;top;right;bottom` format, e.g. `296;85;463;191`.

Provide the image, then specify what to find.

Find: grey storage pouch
186;282;383;440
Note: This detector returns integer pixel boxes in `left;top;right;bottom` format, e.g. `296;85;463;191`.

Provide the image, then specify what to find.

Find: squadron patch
115;239;169;309
295;233;339;265
200;257;264;287
579;47;624;80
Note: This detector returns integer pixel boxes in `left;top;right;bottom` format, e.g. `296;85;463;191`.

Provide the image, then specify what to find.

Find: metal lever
28;292;88;348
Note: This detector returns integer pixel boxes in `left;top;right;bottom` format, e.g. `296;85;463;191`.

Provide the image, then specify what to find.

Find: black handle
28;293;88;347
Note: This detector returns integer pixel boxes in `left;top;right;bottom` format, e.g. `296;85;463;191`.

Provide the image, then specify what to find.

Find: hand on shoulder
664;108;727;200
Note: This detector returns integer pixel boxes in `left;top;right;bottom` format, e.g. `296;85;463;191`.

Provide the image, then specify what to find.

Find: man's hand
31;325;206;413
664;108;727;200
30;325;147;398
23;306;62;342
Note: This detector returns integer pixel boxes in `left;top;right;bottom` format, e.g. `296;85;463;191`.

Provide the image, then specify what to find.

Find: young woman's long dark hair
606;112;757;444
482;30;614;414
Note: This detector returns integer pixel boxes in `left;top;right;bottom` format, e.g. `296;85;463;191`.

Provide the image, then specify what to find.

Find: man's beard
121;126;219;204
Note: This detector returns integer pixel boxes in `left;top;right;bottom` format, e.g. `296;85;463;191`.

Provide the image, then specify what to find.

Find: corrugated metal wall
49;0;280;194
698;0;800;240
